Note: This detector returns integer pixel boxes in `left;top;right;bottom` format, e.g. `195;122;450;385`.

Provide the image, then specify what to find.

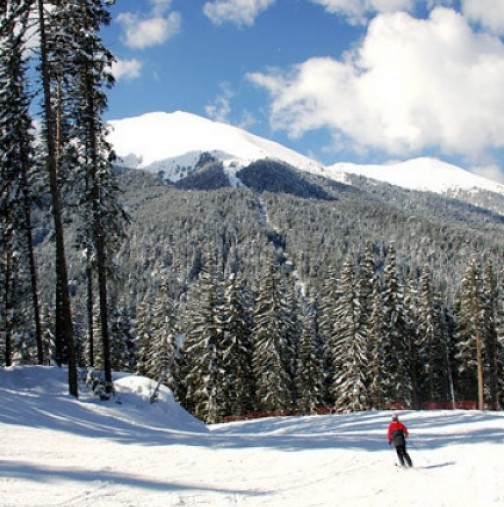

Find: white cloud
117;0;181;49
111;58;143;81
463;0;504;35
309;0;413;24
205;84;258;129
203;0;276;26
248;7;504;159
206;84;234;123
150;0;175;16
471;164;504;184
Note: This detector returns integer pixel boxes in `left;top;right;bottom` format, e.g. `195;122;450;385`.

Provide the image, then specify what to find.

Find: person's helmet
391;413;398;421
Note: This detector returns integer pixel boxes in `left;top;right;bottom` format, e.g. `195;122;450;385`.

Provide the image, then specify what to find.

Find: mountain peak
327;157;504;196
107;110;503;199
107;110;323;176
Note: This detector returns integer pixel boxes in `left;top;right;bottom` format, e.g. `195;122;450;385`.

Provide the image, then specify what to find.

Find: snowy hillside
326;158;504;197
107;111;323;182
107;111;504;199
1;366;503;506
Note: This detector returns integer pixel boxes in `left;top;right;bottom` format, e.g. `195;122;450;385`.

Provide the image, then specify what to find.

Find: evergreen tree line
133;242;503;423
0;0;126;396
2;2;504;417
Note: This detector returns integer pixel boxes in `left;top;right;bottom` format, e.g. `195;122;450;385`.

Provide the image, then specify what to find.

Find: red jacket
388;420;409;443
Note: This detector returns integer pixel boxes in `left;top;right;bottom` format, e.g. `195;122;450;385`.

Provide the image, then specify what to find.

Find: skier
387;413;413;467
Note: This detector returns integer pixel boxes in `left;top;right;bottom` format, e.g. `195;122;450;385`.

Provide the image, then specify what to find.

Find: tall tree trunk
476;330;484;411
21;171;44;364
2;210;13;367
86;244;95;367
85;165;95;367
36;0;78;397
19;135;43;364
85;68;113;393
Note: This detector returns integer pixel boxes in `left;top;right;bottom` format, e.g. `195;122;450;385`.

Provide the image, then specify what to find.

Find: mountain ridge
107;110;504;200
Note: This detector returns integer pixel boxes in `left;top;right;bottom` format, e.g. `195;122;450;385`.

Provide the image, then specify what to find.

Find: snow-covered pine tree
404;271;421;407
134;296;154;377
296;293;324;414
283;273;301;400
367;272;387;409
494;267;504;410
180;253;225;423
380;243;413;407
454;257;485;410
221;271;254;417
416;266;448;405
318;263;339;405
147;278;177;390
69;0;126;394
108;304;136;372
0;1;44;365
331;256;369;412
40;305;56;366
482;261;501;410
358;242;381;407
36;0;78;396
252;259;293;412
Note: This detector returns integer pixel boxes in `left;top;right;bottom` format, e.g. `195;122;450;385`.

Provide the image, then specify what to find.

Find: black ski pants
395;444;413;467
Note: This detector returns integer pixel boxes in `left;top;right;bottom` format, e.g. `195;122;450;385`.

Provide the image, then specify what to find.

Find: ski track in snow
0;366;503;506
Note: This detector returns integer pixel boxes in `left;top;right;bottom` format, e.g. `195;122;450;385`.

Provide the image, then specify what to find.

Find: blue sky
102;0;504;182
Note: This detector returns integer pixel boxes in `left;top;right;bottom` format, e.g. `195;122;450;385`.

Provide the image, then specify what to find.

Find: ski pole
409;437;430;465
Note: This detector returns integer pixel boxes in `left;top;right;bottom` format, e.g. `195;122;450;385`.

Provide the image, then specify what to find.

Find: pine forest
2;1;504;424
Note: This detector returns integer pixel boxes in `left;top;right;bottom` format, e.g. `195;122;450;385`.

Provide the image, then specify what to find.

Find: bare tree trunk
2;210;13;367
36;0;78;397
20;167;44;364
86;243;95;367
17;121;44;364
476;330;484;411
85;66;113;393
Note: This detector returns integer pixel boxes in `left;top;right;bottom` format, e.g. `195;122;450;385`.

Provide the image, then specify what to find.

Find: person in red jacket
387;413;413;467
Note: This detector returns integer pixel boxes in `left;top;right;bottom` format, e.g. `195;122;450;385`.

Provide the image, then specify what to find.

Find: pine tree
108;304;136;372
148;278;177;388
367;274;387;408
359;242;383;408
495;267;504;409
404;271;421;407
221;271;254;416
455;258;485;409
319;263;339;404
296;294;324;413
134;296;154;377
0;1;44;365
69;0;125;394
416;266;447;405
380;243;412;407
283;273;301;400
181;254;225;423
331;256;369;412
36;0;78;396
482;261;501;410
252;259;293;412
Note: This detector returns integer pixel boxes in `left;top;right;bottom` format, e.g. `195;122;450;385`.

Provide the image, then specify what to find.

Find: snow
107;111;324;181
327;157;504;196
1;366;503;506
107;111;504;198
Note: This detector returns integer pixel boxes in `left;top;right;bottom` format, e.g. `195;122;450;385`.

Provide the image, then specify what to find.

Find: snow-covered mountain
325;158;504;197
107;110;504;199
107;111;323;182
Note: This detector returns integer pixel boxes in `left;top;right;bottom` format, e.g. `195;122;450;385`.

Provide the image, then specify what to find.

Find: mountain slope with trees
27;161;504;421
1;2;504;422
